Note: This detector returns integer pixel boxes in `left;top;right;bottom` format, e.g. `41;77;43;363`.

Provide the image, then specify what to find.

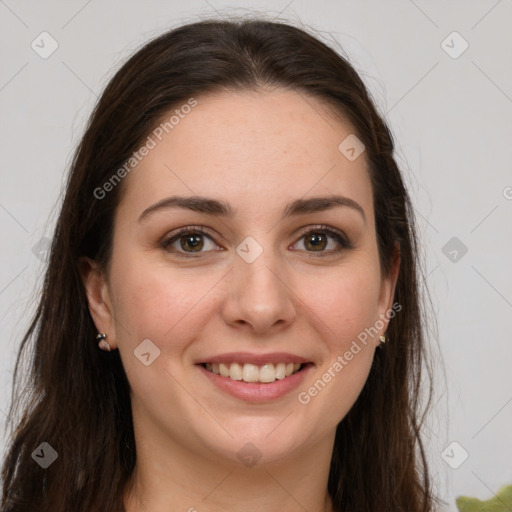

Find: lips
196;352;312;401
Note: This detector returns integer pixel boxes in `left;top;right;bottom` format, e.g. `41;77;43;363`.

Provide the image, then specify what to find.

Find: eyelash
160;224;352;259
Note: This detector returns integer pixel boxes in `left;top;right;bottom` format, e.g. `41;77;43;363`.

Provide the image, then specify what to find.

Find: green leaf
456;485;512;512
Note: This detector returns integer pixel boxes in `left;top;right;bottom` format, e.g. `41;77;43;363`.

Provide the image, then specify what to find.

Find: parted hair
1;17;436;511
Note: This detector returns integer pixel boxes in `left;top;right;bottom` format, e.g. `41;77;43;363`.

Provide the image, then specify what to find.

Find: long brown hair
1;17;437;511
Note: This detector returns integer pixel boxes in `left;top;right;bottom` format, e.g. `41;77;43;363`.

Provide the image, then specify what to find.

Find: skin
82;88;400;512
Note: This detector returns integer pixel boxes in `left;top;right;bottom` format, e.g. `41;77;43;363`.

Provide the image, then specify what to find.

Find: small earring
379;335;386;346
96;333;112;352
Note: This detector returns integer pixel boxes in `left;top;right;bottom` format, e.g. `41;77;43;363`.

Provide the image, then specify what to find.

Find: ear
79;257;118;349
376;241;401;334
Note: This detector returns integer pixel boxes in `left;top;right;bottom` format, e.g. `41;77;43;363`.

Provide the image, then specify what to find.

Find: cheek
110;257;220;352
109;262;220;413
294;268;380;429
304;262;382;350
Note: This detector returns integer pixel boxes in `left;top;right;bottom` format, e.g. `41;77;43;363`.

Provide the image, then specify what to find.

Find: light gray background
1;1;511;510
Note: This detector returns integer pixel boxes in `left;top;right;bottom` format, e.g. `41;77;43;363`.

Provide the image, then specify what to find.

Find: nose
220;246;297;335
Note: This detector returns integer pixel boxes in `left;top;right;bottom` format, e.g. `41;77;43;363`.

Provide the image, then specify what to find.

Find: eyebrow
138;194;366;224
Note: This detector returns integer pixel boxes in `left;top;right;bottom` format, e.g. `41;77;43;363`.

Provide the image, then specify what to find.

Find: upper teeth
204;362;302;383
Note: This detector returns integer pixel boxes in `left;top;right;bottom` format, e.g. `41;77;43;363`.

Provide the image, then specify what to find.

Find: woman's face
86;88;399;466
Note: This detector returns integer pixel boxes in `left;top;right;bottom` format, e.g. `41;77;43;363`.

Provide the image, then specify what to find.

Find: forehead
117;88;374;222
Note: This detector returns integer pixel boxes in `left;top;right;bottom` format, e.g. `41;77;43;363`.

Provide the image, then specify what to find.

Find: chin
193;414;315;467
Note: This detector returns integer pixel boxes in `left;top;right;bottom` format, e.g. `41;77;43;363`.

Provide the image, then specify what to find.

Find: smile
196;352;313;402
203;362;303;383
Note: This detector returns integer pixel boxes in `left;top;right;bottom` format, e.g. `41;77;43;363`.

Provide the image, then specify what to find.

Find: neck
123;422;335;512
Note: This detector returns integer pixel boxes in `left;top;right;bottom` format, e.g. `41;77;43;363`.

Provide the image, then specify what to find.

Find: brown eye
291;226;351;257
304;232;328;251
161;227;220;257
179;233;204;252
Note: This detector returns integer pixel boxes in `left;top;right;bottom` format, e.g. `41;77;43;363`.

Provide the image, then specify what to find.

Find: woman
1;17;437;512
